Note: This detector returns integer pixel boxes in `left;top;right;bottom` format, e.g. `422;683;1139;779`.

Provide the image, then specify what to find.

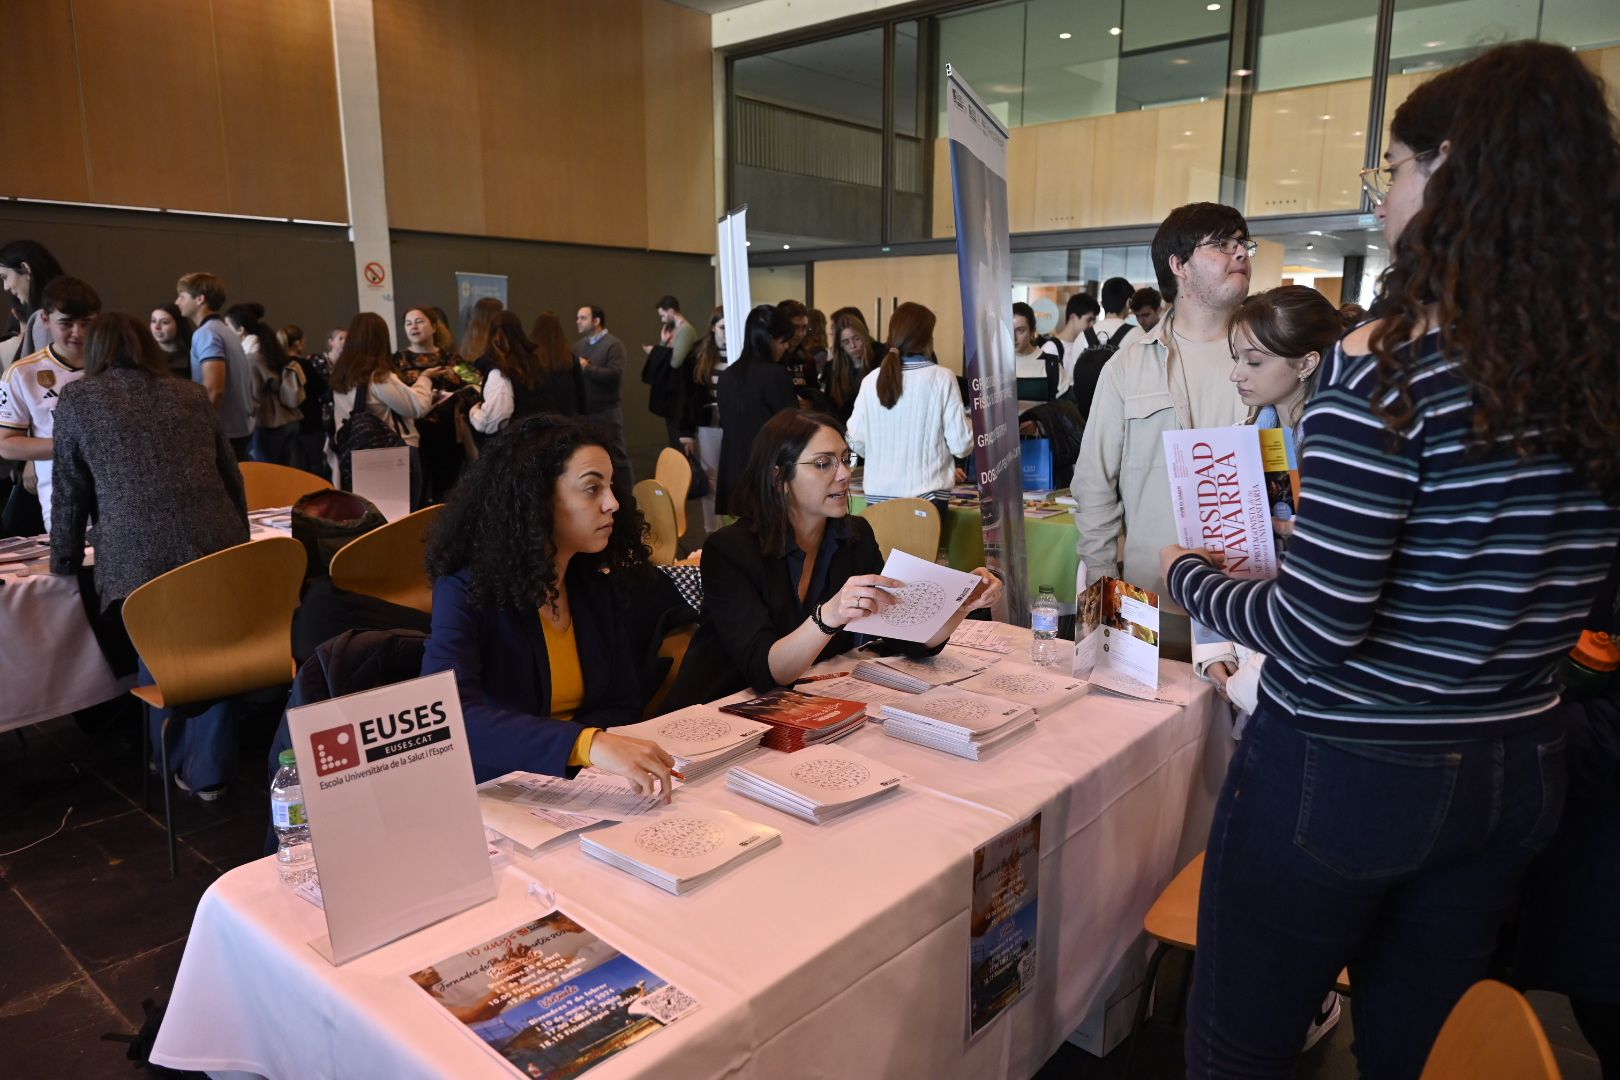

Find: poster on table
350;445;411;522
946;63;1031;626
286;669;496;965
717;206;752;365
969;812;1041;1038
456;272;509;336
409;910;698;1080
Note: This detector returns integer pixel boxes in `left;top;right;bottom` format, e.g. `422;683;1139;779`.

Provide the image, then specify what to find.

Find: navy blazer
421;562;641;782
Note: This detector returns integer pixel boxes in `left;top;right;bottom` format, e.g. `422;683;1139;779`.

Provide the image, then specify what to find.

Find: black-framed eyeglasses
1197;236;1258;258
796;451;857;473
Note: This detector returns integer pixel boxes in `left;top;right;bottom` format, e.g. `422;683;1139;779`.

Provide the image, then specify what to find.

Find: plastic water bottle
1030;585;1062;666
271;749;315;886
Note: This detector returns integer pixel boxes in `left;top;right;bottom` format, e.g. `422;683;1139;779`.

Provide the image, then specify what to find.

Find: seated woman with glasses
663;409;1001;710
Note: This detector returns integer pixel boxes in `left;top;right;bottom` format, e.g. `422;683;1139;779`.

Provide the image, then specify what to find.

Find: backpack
1037;328;1099;402
275;359;307;411
1062;323;1135;419
334;380;406;488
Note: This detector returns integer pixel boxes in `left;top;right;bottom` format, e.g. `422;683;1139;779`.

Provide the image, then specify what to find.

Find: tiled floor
0;702;1606;1079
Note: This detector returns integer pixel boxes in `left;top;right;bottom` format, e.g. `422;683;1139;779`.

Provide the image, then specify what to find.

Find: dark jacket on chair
663;515;939;710
421;562;641;782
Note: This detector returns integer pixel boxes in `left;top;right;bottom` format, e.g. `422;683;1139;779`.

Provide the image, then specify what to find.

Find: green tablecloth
850;496;1081;606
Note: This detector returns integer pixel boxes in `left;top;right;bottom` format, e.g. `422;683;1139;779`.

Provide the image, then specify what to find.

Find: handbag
290;489;386;578
1021;438;1054;491
684;443;710;499
334;380;406;489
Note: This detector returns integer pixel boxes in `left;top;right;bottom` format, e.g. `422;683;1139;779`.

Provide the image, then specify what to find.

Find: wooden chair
239;461;330;511
634;480;680;566
860;497;942;562
654;447;692;539
123;536;307;876
642;624;697;719
328;504;443;614
1124;853;1351;1074
1420;980;1560;1079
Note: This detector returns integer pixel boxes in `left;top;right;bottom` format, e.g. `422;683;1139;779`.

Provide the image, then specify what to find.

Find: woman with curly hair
1160;42;1620;1078
421;416;676;795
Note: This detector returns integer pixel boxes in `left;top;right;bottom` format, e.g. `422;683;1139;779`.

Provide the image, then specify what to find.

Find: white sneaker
173;773;226;802
1302;991;1342;1052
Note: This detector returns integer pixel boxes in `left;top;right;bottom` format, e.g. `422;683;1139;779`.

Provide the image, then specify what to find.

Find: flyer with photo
1072;574;1162;700
410;911;698;1079
969;813;1041;1038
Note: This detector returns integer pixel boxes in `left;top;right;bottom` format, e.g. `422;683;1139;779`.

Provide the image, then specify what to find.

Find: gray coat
51;369;250;607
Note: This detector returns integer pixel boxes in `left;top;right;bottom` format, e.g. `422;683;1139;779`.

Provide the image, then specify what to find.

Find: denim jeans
1185;704;1568;1080
142;657;239;792
250;421;299;467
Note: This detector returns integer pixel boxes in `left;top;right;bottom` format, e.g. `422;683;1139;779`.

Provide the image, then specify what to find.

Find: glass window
732;29;887;249
890;21;930;242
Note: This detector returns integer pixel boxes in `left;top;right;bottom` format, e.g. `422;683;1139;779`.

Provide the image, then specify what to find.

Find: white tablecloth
153;640;1231;1080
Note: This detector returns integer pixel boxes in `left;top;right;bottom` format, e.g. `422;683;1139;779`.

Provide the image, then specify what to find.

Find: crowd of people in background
1;37;1617;1080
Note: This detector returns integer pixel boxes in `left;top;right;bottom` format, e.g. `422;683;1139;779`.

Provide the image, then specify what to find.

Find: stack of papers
795;671;918;716
0;536;51;566
581;802;781;895
880;687;1037;760
948;621;1015;654
853;645;996;694
477;772;662;855
609;706;771;781
958;660;1087;717
719;688;868;751
727;744;907;824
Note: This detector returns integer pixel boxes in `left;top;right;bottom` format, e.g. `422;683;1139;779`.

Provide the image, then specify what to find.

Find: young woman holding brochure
421;416;678;797
664;409;1001;710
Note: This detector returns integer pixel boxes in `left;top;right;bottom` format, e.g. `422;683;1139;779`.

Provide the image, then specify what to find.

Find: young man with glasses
1073;202;1254;661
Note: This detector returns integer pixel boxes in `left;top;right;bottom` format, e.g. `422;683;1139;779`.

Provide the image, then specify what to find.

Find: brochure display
969;814;1041;1037
727;744;908;824
410;910;699;1079
1072;573;1162;701
880;687;1037;760
580;801;782;895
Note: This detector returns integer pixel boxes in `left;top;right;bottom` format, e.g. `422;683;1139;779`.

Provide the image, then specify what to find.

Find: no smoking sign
363;261;387;287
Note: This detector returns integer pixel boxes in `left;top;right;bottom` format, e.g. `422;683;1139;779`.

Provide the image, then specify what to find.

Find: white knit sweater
846;360;974;498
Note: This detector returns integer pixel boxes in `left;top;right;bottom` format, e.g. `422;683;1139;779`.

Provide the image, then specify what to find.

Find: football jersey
0;345;85;532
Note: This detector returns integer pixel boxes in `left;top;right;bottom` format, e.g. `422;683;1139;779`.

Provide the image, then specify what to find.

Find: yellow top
541;612;598;767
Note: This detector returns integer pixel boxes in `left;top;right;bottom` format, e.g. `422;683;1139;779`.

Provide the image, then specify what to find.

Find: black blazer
420;561;641;782
714;355;798;515
663;515;938;710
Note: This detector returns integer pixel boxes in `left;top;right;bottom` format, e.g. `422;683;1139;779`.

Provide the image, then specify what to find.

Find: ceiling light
1425;40;1443;48
1320;114;1333;120
1170;57;1190;65
1304;242;1315;250
744;241;751;247
1233;68;1252;76
1109;26;1121;35
1352;130;1363;136
1059;31;1071;39
782;244;791;250
1367;244;1379;251
1183;130;1193;136
1207;3;1221;9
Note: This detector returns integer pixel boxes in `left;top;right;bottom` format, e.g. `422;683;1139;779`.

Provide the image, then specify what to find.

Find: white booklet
728;744;908;824
957;659;1087;716
580;800;782;895
1162;427;1279;580
609;707;771;777
854;645;997;693
844;549;982;643
879;686;1033;738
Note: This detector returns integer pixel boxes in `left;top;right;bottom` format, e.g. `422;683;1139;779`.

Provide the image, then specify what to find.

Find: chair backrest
239;461;331;511
654;447;691;538
328;504;443;613
643;624;696;719
122;536;307;707
633;480;679;565
1420;980;1560;1079
860;498;942;562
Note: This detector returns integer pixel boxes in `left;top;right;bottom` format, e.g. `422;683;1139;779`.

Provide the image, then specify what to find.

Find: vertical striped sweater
1168;328;1620;741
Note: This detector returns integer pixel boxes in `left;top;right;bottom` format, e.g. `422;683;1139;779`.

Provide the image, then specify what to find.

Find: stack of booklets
957;660;1088;717
580;801;782;895
853;645;996;694
727;744;908;825
607;706;771;781
879;686;1037;760
718;688;867;751
477;772;663;855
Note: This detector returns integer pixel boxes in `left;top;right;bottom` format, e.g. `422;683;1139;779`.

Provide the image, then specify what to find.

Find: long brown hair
329;312;395;392
732;409;846;558
84;313;171;378
528;311;575;378
458;296;503;361
877;302;935;409
693;306;725;388
1370;41;1620;499
828;310;875;410
490;311;541;389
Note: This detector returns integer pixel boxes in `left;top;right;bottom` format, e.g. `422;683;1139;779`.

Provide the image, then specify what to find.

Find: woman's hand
1272;518;1295;539
1160;544;1220;586
1207;660;1235;700
964;568;1002;612
825;573;905;627
587;732;678;802
419;366;448;381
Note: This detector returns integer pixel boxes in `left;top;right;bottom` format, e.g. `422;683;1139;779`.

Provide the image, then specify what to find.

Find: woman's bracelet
810;602;840;636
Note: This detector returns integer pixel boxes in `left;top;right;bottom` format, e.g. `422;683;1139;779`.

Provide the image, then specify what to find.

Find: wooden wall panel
815;253;964;373
0;0;91;202
1152;100;1223;220
213;0;347;220
642;0;716;254
1245;84;1324;216
74;0;231;212
1088;109;1159;227
375;0;486;235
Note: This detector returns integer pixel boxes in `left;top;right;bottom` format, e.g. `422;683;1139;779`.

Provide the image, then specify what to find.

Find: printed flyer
410;911;698;1079
1073;574;1162;700
968;813;1042;1037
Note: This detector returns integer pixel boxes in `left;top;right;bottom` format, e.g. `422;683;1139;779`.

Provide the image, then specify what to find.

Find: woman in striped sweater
1164;42;1620;1079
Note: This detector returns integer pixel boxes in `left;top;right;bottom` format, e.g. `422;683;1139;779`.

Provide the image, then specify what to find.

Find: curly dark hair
423;415;650;611
1369;41;1620;501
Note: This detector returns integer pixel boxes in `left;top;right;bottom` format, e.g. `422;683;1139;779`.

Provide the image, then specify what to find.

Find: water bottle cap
1570;630;1619;672
279;749;298;767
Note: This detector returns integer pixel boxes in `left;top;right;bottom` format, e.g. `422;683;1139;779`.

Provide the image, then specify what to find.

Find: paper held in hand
1162;427;1279;579
844;548;982;643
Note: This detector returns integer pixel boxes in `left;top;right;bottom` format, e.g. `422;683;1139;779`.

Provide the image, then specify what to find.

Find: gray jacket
51;369;250;607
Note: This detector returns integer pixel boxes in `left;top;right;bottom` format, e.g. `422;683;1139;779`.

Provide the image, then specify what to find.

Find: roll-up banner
717;206;752;365
945;64;1030;626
